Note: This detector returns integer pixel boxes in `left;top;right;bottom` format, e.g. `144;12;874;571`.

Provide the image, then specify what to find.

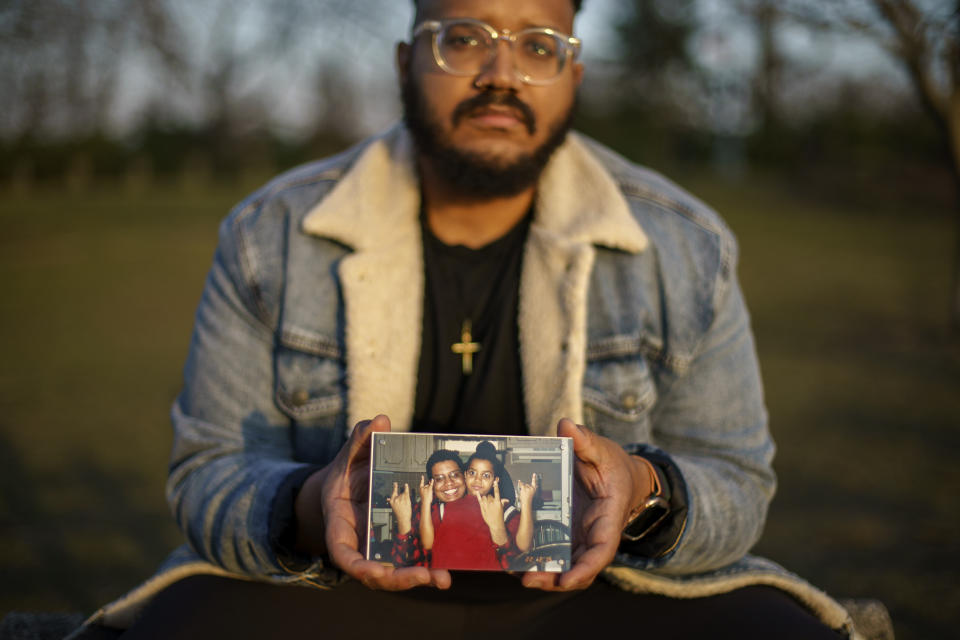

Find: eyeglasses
465;469;494;482
432;470;464;484
412;18;581;86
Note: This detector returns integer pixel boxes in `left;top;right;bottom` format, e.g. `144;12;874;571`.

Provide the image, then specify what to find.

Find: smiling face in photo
430;459;467;503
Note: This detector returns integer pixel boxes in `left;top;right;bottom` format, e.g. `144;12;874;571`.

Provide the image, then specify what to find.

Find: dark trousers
79;572;844;640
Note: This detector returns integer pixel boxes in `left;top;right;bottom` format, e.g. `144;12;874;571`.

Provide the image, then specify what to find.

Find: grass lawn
1;174;958;638
695;176;960;639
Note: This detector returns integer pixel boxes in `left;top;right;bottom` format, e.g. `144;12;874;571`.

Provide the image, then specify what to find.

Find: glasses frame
431;470;464;484
411;18;582;86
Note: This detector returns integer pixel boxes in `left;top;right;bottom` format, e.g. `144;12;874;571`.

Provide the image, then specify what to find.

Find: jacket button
620;392;640;410
291;389;310;406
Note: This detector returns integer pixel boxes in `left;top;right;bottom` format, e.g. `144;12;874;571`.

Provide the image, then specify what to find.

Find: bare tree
0;0;185;139
613;0;700;113
728;0;787;132
0;0;406;140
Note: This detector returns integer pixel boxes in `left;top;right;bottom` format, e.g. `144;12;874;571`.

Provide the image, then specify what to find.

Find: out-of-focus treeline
0;0;390;186
0;0;955;195
10;0;955;321
0;0;956;221
583;1;957;210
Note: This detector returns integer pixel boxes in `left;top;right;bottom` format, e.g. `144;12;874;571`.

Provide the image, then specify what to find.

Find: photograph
366;433;572;573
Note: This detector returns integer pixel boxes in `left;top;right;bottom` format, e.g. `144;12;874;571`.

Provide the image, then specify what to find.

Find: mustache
451;92;537;134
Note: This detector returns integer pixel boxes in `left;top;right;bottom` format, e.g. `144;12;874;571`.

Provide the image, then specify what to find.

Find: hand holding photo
367;433;572;573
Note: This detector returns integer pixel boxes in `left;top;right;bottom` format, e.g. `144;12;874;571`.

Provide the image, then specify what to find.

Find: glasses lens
516;31;565;81
437;22;493;74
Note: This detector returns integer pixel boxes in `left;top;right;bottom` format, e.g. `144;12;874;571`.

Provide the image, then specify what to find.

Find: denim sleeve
166;212;331;581
268;465;326;571
618;255;775;575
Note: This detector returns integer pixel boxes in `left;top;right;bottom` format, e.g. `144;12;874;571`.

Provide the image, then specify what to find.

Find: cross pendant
451;319;481;375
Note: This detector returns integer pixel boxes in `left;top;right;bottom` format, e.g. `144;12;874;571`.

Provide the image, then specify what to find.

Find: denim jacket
83;126;858;637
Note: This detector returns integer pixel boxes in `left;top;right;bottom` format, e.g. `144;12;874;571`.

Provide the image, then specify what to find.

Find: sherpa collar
302;124;648;253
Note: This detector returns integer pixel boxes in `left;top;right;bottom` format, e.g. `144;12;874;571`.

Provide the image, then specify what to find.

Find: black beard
401;75;576;199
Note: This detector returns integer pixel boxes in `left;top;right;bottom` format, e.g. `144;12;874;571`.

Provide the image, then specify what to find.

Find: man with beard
74;0;857;638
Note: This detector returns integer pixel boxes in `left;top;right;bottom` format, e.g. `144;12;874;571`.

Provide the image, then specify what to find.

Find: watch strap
622;456;671;542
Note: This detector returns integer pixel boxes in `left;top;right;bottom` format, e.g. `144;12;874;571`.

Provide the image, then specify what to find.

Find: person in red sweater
389;443;538;570
426;442;538;570
388;449;465;567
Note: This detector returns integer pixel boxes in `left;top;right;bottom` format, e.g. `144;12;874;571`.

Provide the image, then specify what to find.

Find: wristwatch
621;457;670;542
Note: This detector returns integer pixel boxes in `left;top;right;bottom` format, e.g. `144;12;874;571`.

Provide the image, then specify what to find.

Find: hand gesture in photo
476;478;510;546
386;482;413;535
419;475;437;551
515;473;538;552
517;473;539;510
418;474;434;506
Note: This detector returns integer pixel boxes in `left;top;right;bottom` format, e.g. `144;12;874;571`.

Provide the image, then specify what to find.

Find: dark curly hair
425;449;463;478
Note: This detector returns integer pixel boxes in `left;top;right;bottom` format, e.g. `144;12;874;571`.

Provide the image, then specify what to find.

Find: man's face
466;458;496;496
430;459;466;503
399;0;583;197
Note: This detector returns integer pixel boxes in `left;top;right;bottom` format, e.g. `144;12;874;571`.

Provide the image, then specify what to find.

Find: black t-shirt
412;213;531;435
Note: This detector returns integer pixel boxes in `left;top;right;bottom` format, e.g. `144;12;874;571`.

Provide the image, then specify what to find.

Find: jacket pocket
274;329;347;463
582;337;658;445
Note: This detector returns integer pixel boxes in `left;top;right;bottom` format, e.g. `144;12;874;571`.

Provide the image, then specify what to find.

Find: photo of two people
366;433;572;573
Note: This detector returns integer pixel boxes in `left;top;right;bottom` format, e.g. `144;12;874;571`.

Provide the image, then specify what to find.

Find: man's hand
476;478;509;546
294;415;452;591
386;482;413;536
522;419;652;592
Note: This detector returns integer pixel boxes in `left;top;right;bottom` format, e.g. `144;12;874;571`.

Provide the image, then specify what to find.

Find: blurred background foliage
1;1;956;207
1;1;958;639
